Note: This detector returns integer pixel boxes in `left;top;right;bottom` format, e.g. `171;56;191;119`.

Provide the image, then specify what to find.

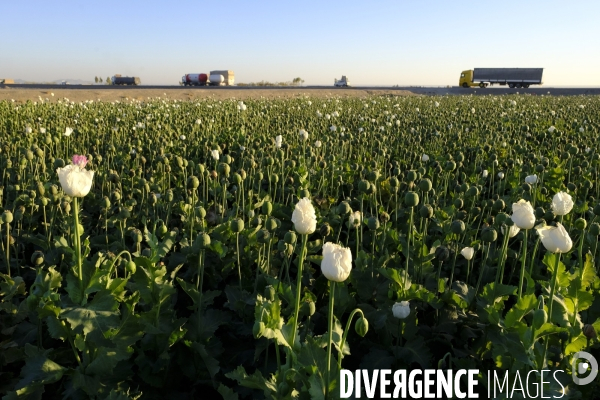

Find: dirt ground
0;87;418;103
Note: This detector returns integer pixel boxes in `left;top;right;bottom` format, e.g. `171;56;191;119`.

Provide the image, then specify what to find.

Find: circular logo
572;351;598;386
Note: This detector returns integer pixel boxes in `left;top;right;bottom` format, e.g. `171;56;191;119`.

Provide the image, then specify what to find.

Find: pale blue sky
2;1;599;86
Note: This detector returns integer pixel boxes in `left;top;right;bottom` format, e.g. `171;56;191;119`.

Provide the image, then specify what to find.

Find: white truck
334;76;350;87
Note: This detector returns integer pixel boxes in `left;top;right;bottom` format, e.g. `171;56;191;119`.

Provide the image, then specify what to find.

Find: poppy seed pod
262;201;273;216
188;176;200;189
418;178;432;192
196;232;211;249
217;163;230;176
337;201;352;215
482;227;498;243
453;198;464;209
358;180;370;193
419;204;434;219
406;170;418;182
466;186;479;197
451;220;465;234
367;216;380;230
366;170;380;182
444;161;456;172
2;210;13;224
435;246;450;261
230;218;244;233
265;217;278;232
589;222;600;236
284;231;297;245
493;199;505;211
256;229;271;244
405;191;419;207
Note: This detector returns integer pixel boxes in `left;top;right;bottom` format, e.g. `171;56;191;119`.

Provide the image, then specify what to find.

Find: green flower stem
466;259;472;285
403;207;413;292
4;222;9;278
543;252;562;368
73;197;83;285
325;280;336;400
338;308;365;370
518;229;528;299
474;243;491;296
546;252;561;325
495;229;511;285
396;320;404;347
236;232;242;290
290;234;308;350
528;237;540;278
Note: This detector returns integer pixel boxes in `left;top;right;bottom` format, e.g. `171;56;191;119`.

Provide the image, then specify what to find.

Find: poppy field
1;94;600;399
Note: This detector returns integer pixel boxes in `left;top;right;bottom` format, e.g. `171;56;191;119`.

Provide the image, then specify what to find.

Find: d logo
571;351;598;386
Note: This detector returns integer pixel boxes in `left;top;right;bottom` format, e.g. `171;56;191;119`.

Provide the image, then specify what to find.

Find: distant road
2;84;600;96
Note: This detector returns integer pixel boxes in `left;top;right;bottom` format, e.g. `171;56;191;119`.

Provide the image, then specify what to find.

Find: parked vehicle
459;68;543;88
334;76;350;87
181;74;208;86
0;79;14;85
112;75;141;86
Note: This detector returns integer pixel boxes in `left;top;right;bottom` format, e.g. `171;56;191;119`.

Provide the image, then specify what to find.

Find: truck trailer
112;76;141;86
182;73;208;86
209;70;234;86
459;68;543;88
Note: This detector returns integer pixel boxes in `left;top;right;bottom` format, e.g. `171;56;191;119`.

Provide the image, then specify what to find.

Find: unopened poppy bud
262;201;272;216
253;321;266;339
583;324;597;339
31;251;44;266
574;218;586;230
264;285;276;302
355;317;369;337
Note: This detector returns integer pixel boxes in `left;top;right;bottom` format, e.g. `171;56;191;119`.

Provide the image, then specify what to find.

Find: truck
0;79;14;85
209;70;234;86
182;73;208;86
334;76;350;87
459;68;543;88
112;75;141;86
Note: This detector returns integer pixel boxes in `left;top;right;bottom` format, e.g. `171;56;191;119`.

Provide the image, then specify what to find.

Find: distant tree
98;77;103;83
94;76;98;83
106;77;112;85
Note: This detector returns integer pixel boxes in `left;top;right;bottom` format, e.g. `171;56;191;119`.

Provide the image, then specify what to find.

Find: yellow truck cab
459;70;485;88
